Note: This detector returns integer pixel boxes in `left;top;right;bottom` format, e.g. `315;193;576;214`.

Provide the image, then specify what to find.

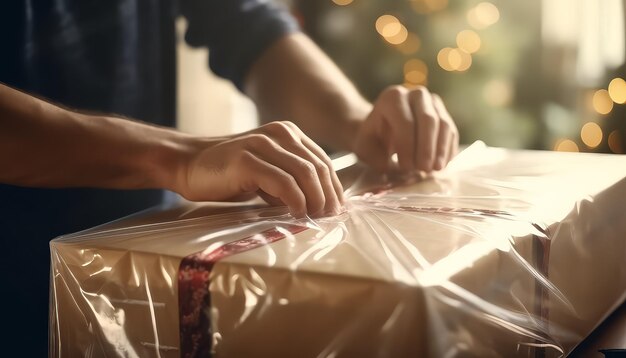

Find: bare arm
0;84;186;190
0;84;342;217
244;33;371;153
245;33;459;173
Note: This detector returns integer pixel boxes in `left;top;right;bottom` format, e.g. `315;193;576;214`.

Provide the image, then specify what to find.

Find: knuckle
448;122;459;137
439;119;451;131
452;123;459;135
382;85;406;101
420;113;439;127
279;120;298;130
275;172;298;190
264;121;292;137
246;134;273;149
282;174;298;189
410;85;429;97
414;85;429;93
313;159;330;175
298;160;318;178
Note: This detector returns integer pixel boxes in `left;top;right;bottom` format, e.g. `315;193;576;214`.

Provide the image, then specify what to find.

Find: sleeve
179;0;300;91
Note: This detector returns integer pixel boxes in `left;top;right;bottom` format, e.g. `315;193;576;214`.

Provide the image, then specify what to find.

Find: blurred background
177;0;626;153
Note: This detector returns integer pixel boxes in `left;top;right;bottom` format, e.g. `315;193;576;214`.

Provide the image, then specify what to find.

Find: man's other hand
353;85;459;173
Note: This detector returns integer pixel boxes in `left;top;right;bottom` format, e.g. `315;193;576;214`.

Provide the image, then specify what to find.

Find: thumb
355;132;392;173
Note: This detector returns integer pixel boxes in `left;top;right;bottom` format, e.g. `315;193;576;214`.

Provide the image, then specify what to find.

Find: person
0;0;458;354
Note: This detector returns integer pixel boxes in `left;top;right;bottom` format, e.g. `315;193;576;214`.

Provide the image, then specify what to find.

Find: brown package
50;144;626;357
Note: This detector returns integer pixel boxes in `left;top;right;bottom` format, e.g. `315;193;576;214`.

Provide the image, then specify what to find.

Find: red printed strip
178;224;308;358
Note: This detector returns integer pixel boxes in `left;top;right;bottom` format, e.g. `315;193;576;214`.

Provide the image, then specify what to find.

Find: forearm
244;33;372;152
0;84;189;191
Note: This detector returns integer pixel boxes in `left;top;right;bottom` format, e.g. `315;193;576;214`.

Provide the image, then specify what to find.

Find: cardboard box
50;144;626;357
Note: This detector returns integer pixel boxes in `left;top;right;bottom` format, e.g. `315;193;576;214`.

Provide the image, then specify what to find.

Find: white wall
175;18;258;137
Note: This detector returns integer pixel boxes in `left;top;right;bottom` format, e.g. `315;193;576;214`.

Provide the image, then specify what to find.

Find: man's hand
353;85;459;174
0;84;342;219
245;34;459;175
179;121;344;218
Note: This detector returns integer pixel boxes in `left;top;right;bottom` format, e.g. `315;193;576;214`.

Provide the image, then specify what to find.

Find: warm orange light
608;78;626;104
437;47;472;72
456;30;481;54
467;2;500;29
580;122;603;148
376;15;399;36
332;0;354;5
554;139;579;152
608;130;623;153
385;24;408;45
437;47;455;71
438;48;471;72
448;48;463;69
404;59;428;85
454;49;472;71
592;89;614;115
381;22;402;37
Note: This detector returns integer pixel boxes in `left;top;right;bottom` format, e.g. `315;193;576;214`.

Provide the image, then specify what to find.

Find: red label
177;224;308;358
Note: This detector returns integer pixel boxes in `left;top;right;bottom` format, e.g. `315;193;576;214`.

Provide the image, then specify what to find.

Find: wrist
338;102;373;153
149;133;221;197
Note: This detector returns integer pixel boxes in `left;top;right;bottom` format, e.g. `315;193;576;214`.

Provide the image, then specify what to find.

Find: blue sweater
0;0;297;354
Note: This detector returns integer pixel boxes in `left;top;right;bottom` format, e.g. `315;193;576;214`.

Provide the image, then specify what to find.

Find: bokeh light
456;30;481;54
448;48;463;69
438;48;472;72
467;2;500;29
608;78;626;104
404;59;428;85
554;139;579;152
608;130;623;153
437;47;455;71
385;24;408;45
580;122;603;148
375;15;408;45
376;15;399;35
454;49;472;71
381;21;402;38
592;89;614;115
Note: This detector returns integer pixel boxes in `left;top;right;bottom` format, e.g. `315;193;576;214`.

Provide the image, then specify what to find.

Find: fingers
352;117;391;172
367;85;459;173
279;122;345;203
408;88;439;171
235;122;342;218
432;94;458;168
260;121;343;216
374;86;415;172
236;150;307;217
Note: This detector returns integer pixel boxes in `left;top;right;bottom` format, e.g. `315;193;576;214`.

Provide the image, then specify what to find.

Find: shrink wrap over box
50;143;626;357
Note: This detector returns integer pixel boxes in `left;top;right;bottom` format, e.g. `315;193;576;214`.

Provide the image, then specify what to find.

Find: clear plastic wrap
50;142;626;357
